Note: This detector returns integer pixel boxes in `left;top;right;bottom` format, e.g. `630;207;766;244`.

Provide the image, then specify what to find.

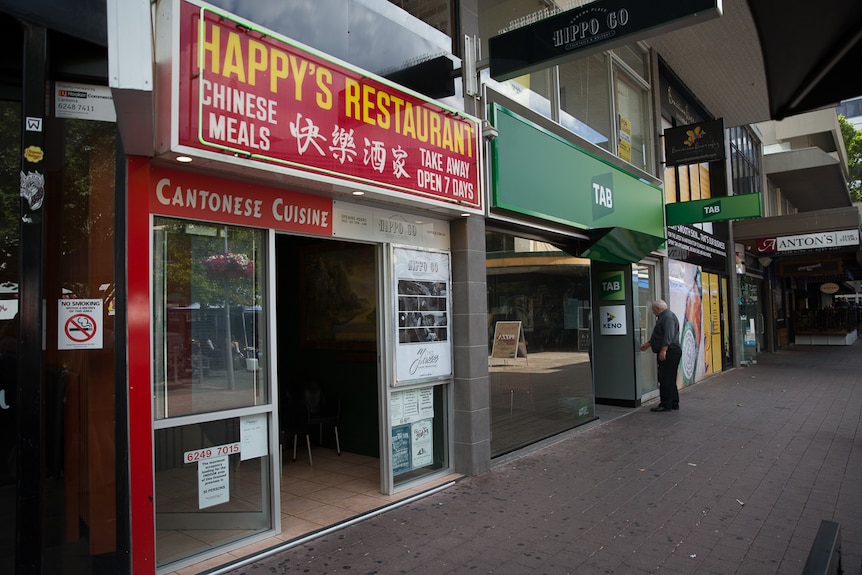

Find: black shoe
650;405;671;412
672;404;679;410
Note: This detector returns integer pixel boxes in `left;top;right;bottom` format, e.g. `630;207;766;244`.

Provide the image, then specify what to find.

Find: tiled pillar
450;215;490;475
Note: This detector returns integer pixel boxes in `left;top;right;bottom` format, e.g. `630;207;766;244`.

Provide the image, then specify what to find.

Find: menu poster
240;415;267;461
392;424;411;476
393;248;452;384
411;420;433;468
391;388;437;475
390;387;435;426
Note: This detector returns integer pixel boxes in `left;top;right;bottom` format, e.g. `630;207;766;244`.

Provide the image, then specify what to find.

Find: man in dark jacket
639;299;681;412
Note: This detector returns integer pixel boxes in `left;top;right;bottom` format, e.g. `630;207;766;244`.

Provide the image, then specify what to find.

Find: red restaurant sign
149;166;333;236
172;1;482;210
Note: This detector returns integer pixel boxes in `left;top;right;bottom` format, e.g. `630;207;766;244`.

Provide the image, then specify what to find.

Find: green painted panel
665;193;762;226
490;104;665;238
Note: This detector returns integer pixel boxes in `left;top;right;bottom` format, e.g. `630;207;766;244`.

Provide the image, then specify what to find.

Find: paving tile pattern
223;343;862;575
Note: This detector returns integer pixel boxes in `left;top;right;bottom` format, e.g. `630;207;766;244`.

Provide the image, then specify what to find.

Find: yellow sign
618;115;632;162
618;140;631;162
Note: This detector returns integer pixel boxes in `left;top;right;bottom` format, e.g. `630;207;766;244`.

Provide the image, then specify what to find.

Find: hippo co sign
489;0;721;80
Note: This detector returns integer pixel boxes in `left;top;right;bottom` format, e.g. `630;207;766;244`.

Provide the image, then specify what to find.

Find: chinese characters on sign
175;1;481;209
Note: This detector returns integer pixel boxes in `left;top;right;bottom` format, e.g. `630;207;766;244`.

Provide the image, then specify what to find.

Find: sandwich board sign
490;321;528;364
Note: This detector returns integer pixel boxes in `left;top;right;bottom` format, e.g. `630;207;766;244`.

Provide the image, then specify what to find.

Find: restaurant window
153;220;268;419
152;219;274;569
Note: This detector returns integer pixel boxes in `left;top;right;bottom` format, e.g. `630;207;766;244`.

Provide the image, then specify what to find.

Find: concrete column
450;215;490;476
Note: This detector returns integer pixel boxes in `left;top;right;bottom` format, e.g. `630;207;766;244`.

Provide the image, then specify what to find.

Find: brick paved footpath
222;342;862;575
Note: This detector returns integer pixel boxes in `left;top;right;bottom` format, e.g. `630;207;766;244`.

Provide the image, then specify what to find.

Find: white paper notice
198;456;230;509
390;394;404;425
240;415;267;461
418;388;434;419
411;420;433;468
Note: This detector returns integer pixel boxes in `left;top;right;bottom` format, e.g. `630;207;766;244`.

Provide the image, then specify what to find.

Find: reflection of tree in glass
305;255;367;333
60;119;117;298
0;103;20;287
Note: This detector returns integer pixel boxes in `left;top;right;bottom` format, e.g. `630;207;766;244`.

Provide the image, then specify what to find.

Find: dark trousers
657;345;681;408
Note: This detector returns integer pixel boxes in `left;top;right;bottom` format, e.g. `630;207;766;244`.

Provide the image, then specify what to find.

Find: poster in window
411;419;433;468
390;387;435;426
198;456;230;509
393;248;452;384
392;424;411;475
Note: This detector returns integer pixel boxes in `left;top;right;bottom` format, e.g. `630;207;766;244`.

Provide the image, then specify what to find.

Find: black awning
746;0;862;119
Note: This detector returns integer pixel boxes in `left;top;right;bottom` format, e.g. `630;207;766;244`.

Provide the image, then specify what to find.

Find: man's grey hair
652;299;669;312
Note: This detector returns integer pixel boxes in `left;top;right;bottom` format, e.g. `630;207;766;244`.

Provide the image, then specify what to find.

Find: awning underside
580;228;666;265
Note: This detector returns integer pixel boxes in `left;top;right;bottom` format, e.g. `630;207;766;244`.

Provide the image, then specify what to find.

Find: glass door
633;261;659;398
1;96;122;574
739;276;763;365
152;219;275;570
0;96;20;575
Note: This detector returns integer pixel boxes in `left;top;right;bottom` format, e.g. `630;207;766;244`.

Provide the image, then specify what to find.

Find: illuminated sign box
156;0;482;211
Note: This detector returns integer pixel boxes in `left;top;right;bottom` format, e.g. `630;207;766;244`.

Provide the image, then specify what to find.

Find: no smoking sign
58;299;103;350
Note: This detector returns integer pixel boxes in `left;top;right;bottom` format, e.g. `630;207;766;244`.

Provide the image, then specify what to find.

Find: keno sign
167;0;482;210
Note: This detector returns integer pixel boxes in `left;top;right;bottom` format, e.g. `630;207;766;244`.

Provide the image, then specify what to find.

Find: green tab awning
580;228;666;264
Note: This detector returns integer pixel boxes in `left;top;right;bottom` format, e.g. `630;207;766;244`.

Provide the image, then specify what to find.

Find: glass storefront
486;233;594;457
739;275;764;364
152;219;273;568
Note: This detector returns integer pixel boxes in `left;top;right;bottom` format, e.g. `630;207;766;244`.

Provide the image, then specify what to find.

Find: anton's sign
757;229;860;255
489;0;721;80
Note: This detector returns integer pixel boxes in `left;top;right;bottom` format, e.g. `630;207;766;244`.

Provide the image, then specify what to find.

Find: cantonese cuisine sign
176;1;482;210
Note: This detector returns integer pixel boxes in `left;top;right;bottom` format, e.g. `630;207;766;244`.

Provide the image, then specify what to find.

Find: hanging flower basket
200;252;255;279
